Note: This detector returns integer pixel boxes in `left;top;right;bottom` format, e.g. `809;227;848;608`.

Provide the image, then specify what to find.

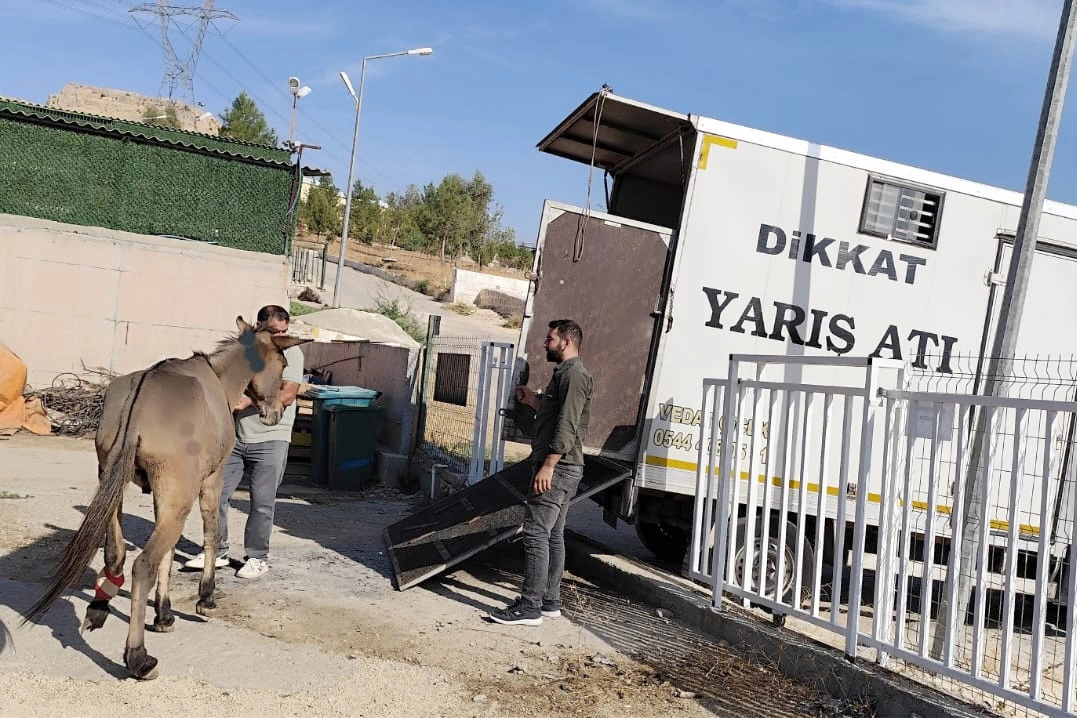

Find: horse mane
197;327;260;360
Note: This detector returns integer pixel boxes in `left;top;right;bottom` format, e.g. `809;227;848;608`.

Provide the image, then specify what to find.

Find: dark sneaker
541;600;561;618
488;599;542;626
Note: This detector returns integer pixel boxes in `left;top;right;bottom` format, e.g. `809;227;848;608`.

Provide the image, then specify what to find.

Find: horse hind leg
124;478;196;681
149;548;176;633
83;498;126;632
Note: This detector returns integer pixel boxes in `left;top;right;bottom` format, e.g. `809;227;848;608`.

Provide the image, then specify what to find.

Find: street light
332;46;434;308
287;76;312;150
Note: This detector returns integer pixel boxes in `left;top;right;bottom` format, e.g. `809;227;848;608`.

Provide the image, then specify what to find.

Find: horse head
234;316;309;426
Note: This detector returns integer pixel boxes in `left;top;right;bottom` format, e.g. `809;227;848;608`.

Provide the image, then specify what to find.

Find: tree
219;91;278;146
379;190;422;248
346;179;382;244
418;174;474;261
300;176;342;238
141;104;181;129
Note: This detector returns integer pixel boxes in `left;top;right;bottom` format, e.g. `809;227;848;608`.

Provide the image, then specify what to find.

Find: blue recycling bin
308;386;381;485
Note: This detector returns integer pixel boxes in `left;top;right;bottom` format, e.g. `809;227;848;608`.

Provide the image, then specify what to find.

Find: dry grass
446;302;476;316
296;229;529;297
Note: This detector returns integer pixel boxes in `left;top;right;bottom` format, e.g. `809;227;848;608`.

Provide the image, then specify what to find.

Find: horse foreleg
149;548;176;632
195;468;223;615
125;481;195;681
84;498;126;632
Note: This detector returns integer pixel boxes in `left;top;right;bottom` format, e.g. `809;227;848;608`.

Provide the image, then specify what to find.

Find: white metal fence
291;244;325;285
468;341;516;485
691;355;1077;717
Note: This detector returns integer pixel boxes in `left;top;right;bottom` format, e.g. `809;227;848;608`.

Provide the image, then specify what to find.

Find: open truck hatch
537;89;691;181
385;456;632;591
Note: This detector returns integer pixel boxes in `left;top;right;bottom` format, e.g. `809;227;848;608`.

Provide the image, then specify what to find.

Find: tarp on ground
0;344;50;435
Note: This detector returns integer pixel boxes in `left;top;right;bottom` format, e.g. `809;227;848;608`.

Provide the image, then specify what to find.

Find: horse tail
21;368;151;626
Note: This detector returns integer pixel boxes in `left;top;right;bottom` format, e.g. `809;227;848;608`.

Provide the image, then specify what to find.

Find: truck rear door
512;201;674;462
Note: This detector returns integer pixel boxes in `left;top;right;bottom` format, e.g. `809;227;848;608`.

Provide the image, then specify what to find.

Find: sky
1;0;1074;245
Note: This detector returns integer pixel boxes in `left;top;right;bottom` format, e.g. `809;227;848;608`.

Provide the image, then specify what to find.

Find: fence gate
416;334;516;479
291;244;325;286
689;355;901;646
469;342;516;485
691;353;1077;718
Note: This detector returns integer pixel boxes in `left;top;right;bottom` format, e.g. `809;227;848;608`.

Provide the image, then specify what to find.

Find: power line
129;1;238;103
208;26;396;185
36;0;401;191
35;0;133;30
108;0;362;179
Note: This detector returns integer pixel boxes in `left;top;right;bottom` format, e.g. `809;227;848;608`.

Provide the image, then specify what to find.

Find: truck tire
731;517;814;607
635;518;690;563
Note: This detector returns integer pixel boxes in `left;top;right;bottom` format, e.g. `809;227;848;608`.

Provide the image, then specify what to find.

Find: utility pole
130;0;237;104
931;0;1077;660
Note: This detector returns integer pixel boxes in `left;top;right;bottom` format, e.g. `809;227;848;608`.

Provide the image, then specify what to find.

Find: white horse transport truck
502;88;1077;600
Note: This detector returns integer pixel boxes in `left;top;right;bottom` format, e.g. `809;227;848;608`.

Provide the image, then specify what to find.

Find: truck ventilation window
859;176;944;249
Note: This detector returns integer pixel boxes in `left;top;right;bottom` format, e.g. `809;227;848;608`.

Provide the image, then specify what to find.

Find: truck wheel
731;517;814;607
635;518;690;563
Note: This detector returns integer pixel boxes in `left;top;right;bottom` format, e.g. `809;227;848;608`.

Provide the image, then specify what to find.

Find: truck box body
512;90;1077;566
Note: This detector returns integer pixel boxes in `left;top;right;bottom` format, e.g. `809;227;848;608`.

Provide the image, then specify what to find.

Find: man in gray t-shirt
183;304;304;579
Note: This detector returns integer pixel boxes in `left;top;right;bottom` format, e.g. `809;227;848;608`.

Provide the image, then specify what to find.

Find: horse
21;316;308;680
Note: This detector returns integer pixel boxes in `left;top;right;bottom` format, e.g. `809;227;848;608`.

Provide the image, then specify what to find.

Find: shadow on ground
0;510;207;678
427;540;861;718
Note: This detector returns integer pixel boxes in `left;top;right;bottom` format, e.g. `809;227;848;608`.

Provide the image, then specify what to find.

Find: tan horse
22;316;307;680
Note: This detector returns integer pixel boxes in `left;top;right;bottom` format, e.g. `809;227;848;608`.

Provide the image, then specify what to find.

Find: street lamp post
332;47;433;308
287;76;312;151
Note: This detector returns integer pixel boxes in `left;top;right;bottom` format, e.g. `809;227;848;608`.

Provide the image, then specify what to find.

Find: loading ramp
385;455;632;590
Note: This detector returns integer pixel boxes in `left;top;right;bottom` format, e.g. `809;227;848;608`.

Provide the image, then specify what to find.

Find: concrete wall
448;268;529;305
1;214;290;387
298;340;420;457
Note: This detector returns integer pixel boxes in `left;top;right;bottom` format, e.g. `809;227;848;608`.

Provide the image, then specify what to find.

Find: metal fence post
319;242;328;290
711;356;741;609
415;315;441;456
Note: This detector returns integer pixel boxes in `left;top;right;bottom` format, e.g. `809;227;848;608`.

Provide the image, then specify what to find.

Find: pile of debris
23;368;116;437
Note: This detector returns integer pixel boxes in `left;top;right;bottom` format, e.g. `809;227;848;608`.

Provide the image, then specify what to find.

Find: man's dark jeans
520;462;584;611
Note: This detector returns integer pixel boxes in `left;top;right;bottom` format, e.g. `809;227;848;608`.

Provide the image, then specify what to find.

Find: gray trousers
218;439;289;561
519;462;584;611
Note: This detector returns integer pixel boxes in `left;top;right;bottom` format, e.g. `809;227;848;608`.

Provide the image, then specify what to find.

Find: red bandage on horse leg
93;567;124;602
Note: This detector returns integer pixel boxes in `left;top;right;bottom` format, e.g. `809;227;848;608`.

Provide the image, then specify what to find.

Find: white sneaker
236;557;268;579
183;552;229;569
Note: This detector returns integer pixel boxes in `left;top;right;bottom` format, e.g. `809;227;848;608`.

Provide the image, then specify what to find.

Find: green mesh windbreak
0;102;297;255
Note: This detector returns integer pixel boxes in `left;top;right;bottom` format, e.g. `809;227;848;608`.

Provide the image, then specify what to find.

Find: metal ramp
385;455;632;590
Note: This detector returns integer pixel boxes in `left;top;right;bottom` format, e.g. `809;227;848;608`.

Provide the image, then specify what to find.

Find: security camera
288;76;301;94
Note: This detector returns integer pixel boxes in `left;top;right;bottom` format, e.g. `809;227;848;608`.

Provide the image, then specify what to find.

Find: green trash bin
325;404;383;491
309;386;380;485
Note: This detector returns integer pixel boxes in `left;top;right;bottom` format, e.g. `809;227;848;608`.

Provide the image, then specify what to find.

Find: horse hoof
196;599;216;616
82;606;109;632
125;650;159;681
134;662;159;681
149;619;175;633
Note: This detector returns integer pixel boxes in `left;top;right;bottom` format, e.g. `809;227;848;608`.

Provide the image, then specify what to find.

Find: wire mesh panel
867;386;1077;718
0;103;295;255
417;336;525;477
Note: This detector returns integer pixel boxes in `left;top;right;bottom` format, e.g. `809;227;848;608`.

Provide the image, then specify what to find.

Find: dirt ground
0;434;849;718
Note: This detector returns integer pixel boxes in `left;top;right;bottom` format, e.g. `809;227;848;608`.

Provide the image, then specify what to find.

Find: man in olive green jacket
488;319;593;626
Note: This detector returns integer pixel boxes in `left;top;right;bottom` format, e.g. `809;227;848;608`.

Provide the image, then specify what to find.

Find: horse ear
236;316;253;333
272;336;310;350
